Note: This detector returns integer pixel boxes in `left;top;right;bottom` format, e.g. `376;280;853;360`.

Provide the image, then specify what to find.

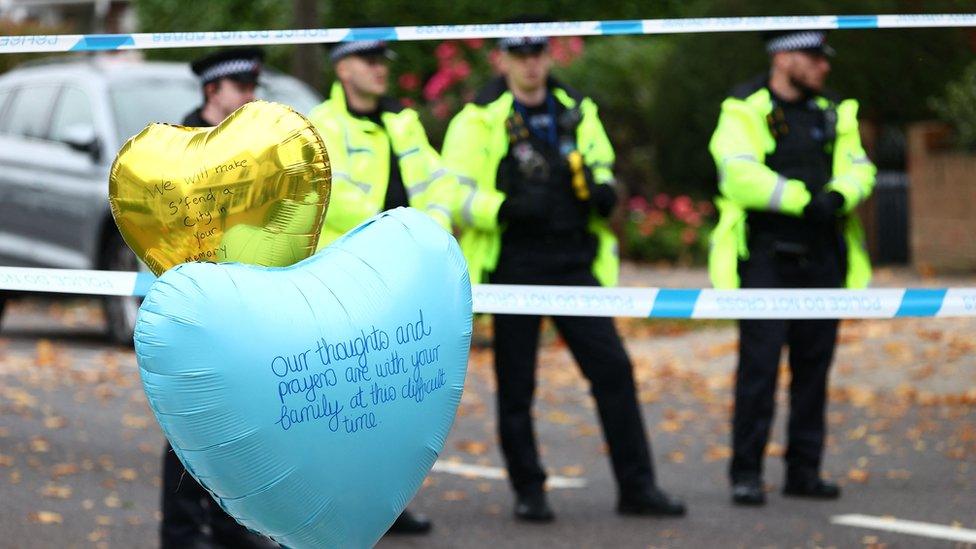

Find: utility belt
747;221;845;268
497;228;597;276
510;229;593;246
499;102;590;195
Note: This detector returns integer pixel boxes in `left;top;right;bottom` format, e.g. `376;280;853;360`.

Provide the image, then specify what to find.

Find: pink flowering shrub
395;37;586;121
624;193;716;265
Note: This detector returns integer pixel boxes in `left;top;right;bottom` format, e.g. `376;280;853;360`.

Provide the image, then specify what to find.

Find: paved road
1;268;974;548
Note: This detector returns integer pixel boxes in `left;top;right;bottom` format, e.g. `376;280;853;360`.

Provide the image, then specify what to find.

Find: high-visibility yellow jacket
441;77;620;286
308;82;454;249
708;82;876;289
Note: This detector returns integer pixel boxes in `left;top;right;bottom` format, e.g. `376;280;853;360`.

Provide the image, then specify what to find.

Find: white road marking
432;461;588;489
831;514;976;544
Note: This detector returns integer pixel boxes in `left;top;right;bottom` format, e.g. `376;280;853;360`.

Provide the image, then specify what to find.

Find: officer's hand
590;182;618;217
803;191;845;224
577;163;616;217
499;185;548;223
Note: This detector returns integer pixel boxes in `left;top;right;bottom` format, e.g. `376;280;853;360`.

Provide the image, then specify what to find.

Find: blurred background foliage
6;0;964;262
930;61;976;150
0;19;69;73
124;0;976;263
131;0;976;200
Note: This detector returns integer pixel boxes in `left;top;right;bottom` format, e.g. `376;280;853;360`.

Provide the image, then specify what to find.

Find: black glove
498;185;547;223
590;182;618;217
803;191;844;225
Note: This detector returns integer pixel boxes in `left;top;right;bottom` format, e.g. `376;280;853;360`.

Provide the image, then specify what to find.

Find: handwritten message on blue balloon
135;208;472;549
273;309;449;433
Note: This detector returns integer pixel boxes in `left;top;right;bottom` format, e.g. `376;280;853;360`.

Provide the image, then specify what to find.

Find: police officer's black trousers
161;443;249;546
490;269;656;497
730;245;843;483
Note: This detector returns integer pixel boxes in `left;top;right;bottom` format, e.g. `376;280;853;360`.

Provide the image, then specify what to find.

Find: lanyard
513;94;558;149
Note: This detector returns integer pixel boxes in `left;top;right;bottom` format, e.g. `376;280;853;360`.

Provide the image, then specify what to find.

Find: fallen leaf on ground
1;387;37;409
559;465;584;477
704;445;732;463
848;468;870;483
51;463;78;478
29;511;63;524
97;455;114;471
117;468;138;481
43;416;67;430
29;437;50;453
575;424;599;437
847;425;867;441
700;341;738;359
765;443;785;457
35;340;56;366
657;420;683;433
40;484;72;499
544;410;577;425
121;415;150;429
455;440;488;456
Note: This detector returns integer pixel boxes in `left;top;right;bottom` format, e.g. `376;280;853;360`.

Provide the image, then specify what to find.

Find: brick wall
907;122;976;272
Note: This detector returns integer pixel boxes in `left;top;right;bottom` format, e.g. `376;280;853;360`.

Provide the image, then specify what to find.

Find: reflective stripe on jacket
308;82;454;249
708;84;876;289
441;77;619;286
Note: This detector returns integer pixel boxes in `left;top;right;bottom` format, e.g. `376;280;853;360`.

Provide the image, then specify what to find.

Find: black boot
387;508;432;535
211;526;279;549
515;488;555;523
210;499;279;548
783;470;841;499
161;534;222;549
617;487;686;517
731;478;766;506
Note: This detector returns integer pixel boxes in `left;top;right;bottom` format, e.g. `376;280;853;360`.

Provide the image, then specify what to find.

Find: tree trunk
291;0;322;92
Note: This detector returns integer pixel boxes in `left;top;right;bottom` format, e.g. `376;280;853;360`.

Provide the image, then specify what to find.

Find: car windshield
258;75;322;115
110;77;199;142
110;73;322;143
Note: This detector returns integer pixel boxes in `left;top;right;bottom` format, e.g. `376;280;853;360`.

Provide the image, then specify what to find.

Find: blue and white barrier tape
0;267;156;298
475;285;976;319
1;267;973;319
1;14;975;54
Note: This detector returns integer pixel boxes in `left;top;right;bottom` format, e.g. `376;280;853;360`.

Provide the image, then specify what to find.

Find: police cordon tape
1;266;974;319
1;14;976;54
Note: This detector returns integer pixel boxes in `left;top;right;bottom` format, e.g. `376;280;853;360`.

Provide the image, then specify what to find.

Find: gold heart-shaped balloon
109;100;331;276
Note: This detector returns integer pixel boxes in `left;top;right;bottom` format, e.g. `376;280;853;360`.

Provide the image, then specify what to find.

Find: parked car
0;56;323;343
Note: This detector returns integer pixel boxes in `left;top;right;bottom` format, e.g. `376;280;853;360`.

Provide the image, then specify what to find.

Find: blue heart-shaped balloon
135;208;472;548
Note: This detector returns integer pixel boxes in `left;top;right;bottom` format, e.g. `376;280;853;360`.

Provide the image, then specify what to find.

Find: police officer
184;48;263;128
708;31;876;506
307;38;454;534
309;39;453;250
442;21;685;522
161;48;278;549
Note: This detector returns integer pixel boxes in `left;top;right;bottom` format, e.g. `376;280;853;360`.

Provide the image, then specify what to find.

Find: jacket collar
329;81;405;120
473;75;583;107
